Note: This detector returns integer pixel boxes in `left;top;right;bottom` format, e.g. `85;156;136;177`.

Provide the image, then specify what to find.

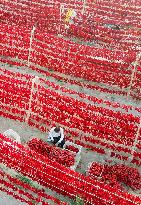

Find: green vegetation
17;174;40;189
70;195;84;205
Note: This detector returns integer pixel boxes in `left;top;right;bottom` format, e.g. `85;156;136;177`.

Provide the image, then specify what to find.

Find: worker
47;124;65;148
64;9;77;29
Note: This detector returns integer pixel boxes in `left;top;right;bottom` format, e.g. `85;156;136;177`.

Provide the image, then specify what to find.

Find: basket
64;141;82;170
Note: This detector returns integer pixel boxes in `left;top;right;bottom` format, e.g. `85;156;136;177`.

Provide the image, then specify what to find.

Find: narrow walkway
0;191;26;205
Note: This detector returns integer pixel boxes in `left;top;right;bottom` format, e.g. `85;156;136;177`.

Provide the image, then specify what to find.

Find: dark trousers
52;136;65;148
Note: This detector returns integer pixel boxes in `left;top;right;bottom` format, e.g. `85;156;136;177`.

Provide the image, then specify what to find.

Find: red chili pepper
27;138;75;167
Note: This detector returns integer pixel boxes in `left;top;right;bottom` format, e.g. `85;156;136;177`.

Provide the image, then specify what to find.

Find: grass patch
16;174;40;189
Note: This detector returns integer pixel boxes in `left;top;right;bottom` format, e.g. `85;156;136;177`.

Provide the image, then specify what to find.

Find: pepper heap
65;145;79;153
88;162;141;191
27;138;75;167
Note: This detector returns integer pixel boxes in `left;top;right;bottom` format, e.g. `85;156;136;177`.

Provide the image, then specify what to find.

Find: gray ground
0;191;26;205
